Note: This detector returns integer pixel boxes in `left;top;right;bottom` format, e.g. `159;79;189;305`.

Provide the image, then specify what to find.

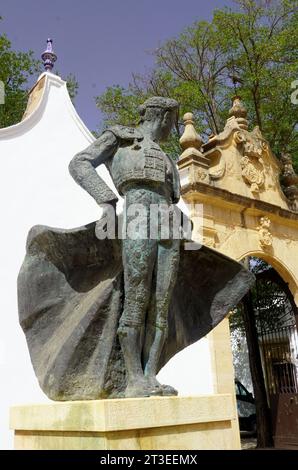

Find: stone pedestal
10;394;240;450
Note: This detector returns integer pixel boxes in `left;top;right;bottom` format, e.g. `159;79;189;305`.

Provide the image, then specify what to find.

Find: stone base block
10;394;240;450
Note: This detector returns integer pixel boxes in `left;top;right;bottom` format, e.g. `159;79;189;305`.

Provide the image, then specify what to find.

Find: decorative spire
41;38;57;72
179;113;202;152
228;95;248;130
178;112;210;185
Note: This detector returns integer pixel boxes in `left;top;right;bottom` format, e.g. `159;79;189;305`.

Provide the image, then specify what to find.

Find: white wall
0;73;213;449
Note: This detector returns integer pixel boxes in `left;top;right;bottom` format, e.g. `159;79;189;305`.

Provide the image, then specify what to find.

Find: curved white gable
0;72;94;141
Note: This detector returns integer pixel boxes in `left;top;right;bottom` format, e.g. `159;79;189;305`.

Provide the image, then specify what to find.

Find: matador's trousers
118;187;180;339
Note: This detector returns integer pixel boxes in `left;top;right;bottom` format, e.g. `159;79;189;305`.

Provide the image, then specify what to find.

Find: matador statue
18;97;254;400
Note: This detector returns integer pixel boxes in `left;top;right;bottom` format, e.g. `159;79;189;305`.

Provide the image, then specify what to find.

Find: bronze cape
18;222;254;400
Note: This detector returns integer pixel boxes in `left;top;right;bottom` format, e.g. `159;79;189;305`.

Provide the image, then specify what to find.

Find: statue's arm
69;131;119;205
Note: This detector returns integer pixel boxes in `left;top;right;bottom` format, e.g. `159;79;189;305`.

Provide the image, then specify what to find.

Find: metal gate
255;269;298;448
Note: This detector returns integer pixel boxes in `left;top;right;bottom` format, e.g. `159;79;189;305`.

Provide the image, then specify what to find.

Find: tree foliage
96;0;298;169
0;16;78;128
0;22;39;127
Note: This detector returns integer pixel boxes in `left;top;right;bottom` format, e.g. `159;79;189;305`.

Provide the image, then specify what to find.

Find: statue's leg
143;238;180;395
118;238;159;398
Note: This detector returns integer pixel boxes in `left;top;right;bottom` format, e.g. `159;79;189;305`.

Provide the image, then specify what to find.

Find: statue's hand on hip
95;201;118;240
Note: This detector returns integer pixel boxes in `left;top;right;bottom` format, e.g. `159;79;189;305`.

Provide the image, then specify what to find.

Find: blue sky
1;0;234;130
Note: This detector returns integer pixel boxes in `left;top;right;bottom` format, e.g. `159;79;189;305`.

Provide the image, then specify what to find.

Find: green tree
96;0;298;170
56;70;79;102
96;85;144;128
0;17;78;128
0;23;39;127
214;0;298;168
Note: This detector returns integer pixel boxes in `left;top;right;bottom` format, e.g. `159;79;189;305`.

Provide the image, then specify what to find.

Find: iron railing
259;325;298;396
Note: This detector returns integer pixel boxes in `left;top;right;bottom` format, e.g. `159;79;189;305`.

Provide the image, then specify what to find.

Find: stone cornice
181;181;298;224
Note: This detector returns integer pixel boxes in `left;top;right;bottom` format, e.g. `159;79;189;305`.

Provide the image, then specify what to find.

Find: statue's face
158;109;176;142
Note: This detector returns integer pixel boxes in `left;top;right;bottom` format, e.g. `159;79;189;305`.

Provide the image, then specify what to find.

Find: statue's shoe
160;384;178;396
146;377;178;396
124;382;163;398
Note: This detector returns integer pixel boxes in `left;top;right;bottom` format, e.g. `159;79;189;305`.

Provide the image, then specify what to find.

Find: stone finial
179;113;202;152
178;112;210;185
228;96;248;130
281;153;298;186
280;153;298;212
41;38;57;72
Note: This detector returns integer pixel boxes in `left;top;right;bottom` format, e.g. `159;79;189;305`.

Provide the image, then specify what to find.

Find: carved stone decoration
228;99;269;193
195;166;210;183
235;129;266;193
251;126;269;153
199;96;291;209
257;216;273;248
240;154;265;193
280;153;298;212
208;148;226;180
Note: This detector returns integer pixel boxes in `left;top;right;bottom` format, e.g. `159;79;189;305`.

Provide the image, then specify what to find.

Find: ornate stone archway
178;98;298;301
178;98;298;447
